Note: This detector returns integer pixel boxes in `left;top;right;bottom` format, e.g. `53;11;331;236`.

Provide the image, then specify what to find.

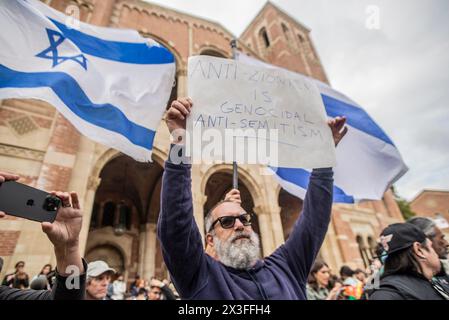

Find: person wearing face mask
368;223;449;300
110;273;126;300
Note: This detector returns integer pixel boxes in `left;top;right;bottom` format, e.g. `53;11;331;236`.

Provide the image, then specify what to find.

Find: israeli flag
0;0;175;162
237;52;408;202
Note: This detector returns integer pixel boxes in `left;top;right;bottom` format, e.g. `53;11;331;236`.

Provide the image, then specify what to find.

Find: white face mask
213;230;261;270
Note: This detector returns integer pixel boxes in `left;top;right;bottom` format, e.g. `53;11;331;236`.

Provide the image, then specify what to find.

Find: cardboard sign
187;55;336;168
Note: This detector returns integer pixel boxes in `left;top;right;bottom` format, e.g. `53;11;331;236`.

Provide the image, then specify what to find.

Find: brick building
0;0;404;283
410;189;449;236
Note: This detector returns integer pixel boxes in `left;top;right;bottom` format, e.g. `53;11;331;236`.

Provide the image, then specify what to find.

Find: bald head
213;201;245;218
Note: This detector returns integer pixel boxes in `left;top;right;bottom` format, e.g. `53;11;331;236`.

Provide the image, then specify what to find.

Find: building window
90;202;99;229
259;27;270;48
298;34;305;46
282;23;290;40
118;204;132;230
102;202;116;227
356;235;371;268
367;236;378;259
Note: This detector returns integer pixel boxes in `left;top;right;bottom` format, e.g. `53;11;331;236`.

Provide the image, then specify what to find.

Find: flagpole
230;39;239;190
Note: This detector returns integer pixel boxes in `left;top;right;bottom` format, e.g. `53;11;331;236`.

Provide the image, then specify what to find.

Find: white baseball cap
87;260;116;278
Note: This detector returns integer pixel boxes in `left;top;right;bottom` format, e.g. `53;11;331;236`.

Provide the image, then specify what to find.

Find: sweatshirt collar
222;259;264;274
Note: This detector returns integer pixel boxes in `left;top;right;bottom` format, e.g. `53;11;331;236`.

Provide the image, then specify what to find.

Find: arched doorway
278;188;303;240
200;48;228;58
203;170;262;253
355;235;378;268
86;153;166;283
85;245;125;275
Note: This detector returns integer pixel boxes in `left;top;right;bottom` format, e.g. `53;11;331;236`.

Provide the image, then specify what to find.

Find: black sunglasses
209;213;253;232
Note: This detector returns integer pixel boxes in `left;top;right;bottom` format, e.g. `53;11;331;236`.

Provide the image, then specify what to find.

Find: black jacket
0;260;87;300
368;273;447;300
160;284;177;300
434;261;449;294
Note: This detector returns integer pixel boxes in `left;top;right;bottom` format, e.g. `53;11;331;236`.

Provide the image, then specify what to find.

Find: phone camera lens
43;196;61;212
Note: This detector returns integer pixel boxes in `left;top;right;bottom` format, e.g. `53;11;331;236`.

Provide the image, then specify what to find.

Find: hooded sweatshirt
157;151;333;300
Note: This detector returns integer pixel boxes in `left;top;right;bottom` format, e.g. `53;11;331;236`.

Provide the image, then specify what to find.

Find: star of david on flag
36;29;88;70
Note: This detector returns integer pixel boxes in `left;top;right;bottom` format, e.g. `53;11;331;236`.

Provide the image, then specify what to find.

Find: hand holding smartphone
0;180;61;223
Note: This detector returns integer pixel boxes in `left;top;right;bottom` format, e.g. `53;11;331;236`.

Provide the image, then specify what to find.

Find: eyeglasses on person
208;213;253;232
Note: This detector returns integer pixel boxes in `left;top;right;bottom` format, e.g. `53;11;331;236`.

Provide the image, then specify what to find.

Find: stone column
177;69;187;98
67;136;96;202
260;173;286;248
192;165;207;243
78;175;101;255
66;135;97;255
259;174;285;250
254;205;276;257
138;224;146;277
263;200;284;248
142;223;157;280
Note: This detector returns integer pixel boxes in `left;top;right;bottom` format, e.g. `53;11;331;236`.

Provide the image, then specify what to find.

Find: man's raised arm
273;117;348;284
157;98;207;299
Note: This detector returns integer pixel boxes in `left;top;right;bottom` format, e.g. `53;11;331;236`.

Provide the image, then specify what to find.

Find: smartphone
0;181;61;223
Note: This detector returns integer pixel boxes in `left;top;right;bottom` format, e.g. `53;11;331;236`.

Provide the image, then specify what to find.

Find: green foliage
391;186;416;220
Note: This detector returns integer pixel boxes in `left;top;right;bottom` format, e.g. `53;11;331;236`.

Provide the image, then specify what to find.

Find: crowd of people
84;260;179;300
307;261;367;300
0;97;448;300
1;261;54;291
0;259;178;300
306;217;449;300
3;213;448;301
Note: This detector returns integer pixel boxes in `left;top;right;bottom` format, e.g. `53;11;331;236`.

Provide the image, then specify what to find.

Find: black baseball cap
379;223;427;256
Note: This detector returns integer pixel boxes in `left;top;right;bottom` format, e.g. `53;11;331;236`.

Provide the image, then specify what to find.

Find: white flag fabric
0;0;175;162
237;52;408;202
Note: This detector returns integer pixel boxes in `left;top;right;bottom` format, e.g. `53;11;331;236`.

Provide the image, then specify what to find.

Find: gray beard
214;230;261;270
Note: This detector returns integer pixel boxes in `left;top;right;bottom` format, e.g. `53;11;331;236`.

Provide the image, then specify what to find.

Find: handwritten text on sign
187;55;336;168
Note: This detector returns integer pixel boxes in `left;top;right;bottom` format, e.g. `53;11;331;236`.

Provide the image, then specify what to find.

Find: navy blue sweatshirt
158;154;334;300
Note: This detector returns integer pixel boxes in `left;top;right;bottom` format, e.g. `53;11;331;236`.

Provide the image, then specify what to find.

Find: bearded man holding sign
158;94;347;300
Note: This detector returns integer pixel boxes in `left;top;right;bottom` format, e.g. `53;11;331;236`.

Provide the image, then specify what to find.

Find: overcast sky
146;0;449;201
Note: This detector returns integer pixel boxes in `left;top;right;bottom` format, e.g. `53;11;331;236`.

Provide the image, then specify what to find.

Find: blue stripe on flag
271;166;355;203
321;94;394;146
0;64;155;150
49;19;174;65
